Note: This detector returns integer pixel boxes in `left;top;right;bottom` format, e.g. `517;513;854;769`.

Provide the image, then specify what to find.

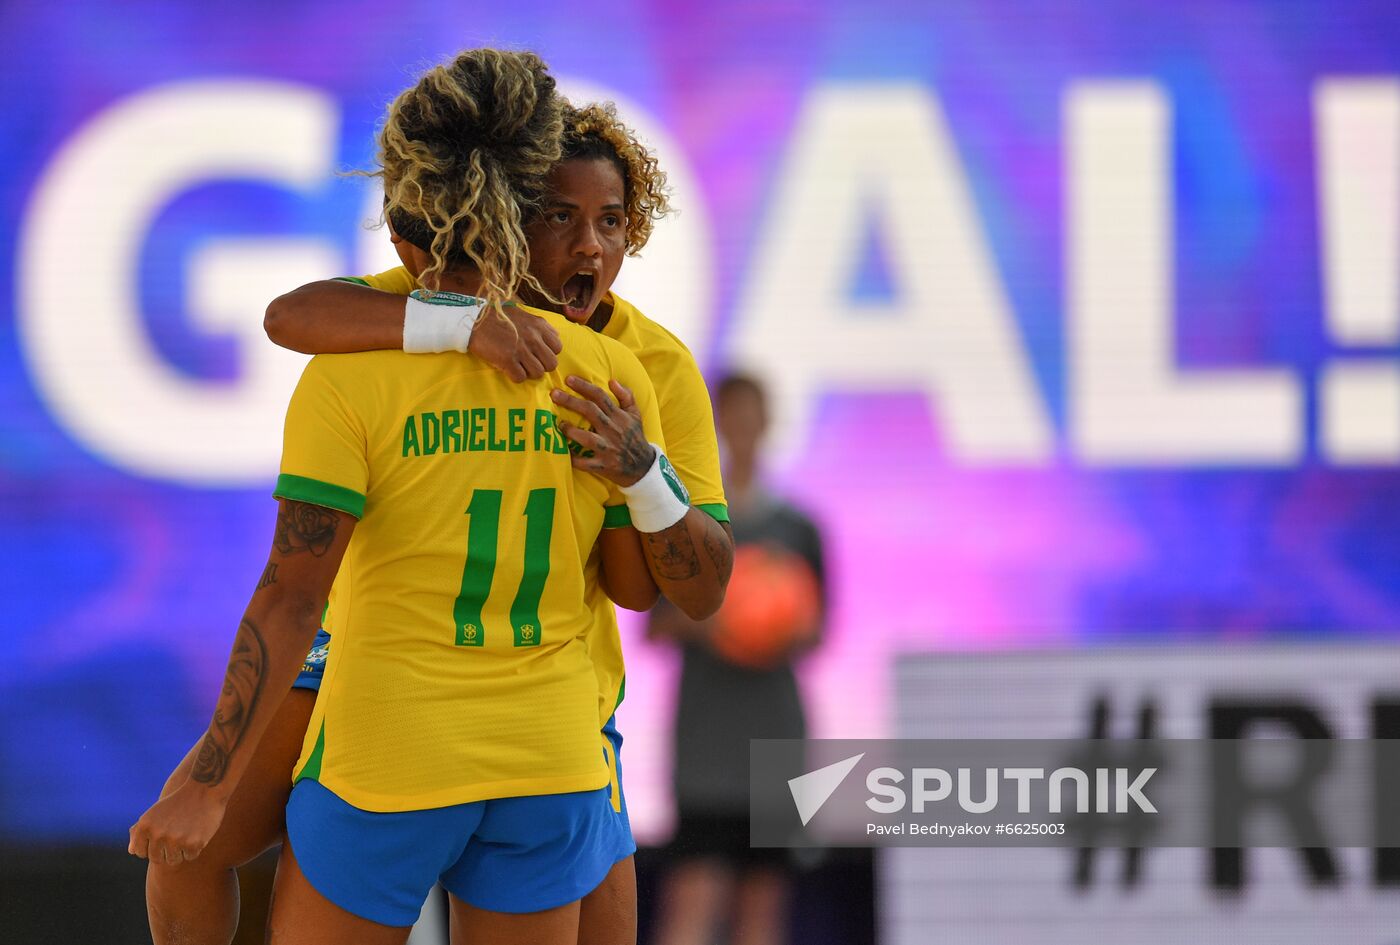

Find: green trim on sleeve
603;504;632;529
695;503;730;524
274;474;366;518
333;276;371;286
603;502;729;528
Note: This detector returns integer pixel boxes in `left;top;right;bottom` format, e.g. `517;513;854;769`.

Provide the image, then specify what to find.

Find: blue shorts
287;778;621;924
294;637;633;867
600;713;635;861
292;628;331;691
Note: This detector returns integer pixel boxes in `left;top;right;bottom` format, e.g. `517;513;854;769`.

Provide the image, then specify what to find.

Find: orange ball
711;544;821;669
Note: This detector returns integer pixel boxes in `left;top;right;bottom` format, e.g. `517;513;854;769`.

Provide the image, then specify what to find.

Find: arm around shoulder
264;280;408;354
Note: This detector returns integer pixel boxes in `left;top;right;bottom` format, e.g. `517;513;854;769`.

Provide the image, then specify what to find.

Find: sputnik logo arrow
787;753;865;826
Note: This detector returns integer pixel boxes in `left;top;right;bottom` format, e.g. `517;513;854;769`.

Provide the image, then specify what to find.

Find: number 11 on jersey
453;488;556;647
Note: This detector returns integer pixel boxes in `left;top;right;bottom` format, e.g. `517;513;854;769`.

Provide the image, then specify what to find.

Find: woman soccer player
130;50;694;945
143;101;733;945
264;103;735;944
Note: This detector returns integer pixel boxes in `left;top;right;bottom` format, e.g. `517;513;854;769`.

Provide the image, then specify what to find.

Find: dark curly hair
561;101;671;255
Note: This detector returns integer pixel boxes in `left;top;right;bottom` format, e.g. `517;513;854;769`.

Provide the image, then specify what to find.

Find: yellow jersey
341;269;729;725
276;301;666;812
596;291;727;523
586;290;728;719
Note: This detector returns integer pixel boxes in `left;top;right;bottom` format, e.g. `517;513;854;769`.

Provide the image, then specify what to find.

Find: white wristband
619;446;692;533
403;290;484;354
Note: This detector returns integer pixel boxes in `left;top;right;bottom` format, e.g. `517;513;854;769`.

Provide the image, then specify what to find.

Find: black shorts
667;810;793;872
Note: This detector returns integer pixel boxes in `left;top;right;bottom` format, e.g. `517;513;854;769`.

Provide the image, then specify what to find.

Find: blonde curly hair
561;101;671;255
373;48;563;310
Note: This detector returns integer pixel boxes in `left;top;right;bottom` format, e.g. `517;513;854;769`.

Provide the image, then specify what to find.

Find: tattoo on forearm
618;420;654;482
645;522;702;581
703;527;734;584
273;501;338;556
191;618;268;786
256;562;278;590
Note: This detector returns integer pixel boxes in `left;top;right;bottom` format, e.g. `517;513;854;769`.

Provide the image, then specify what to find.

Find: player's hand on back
469;305;563;382
553;376;655;486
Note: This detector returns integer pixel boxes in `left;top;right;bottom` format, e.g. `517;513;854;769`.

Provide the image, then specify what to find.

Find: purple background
1;0;1398;841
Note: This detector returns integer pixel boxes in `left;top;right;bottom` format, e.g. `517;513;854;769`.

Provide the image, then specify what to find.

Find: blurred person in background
650;372;827;945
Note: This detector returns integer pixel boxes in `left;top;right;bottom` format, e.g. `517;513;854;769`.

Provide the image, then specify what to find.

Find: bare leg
652;859;732;945
266;839;412;945
577;855;636;945
448;890;580;945
729;867;790;945
146;688;316;945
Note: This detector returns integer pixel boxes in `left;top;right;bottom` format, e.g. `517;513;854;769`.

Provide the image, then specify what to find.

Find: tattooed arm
635;515;733;619
555;375;734;620
128;499;355;865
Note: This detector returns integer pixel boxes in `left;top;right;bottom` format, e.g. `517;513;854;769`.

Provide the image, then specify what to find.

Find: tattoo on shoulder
703;527;734;585
274;501;338;556
256;562;278;590
191;618;268;786
645;522;702;581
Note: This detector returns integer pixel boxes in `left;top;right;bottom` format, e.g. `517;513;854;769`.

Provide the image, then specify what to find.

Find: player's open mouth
561;270;597;321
